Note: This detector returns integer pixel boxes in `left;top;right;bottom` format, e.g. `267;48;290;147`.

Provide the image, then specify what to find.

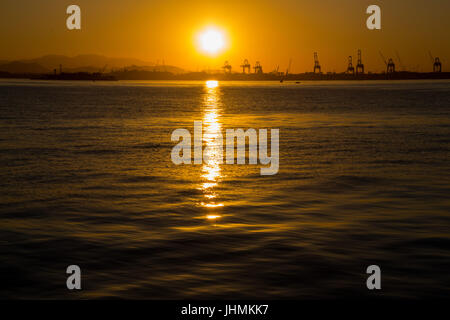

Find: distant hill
62;66;106;73
20;54;154;71
0;54;185;74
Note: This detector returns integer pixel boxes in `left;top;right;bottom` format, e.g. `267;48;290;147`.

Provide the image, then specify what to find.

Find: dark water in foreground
0;79;449;299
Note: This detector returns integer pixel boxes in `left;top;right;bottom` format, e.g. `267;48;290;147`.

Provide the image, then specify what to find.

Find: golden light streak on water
200;182;217;189
206;214;222;220
202;203;224;208
200;81;224;215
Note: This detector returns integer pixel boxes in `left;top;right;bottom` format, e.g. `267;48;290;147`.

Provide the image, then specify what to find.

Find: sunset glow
1;0;449;302
197;28;226;55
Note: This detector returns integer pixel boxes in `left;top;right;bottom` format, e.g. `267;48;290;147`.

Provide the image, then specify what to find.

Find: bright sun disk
198;28;225;55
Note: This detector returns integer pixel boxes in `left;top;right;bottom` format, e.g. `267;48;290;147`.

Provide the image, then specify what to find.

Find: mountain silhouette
0;54;185;74
22;54;152;70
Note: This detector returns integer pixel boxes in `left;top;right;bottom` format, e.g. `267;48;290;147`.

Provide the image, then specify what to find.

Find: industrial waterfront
0;51;448;82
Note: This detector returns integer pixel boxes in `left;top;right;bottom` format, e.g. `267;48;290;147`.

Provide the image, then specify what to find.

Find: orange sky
1;0;449;72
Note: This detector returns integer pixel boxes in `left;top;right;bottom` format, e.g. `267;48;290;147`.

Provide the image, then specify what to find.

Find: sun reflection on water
205;80;219;88
200;81;224;219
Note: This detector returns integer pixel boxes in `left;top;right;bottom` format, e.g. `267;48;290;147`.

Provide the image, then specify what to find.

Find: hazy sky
1;0;449;72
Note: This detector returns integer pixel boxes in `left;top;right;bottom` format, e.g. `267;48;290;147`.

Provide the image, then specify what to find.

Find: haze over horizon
1;0;449;73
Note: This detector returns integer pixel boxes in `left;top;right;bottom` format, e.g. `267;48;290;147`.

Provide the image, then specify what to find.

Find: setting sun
197;28;226;55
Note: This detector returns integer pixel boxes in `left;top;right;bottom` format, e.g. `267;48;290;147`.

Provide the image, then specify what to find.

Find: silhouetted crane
240;59;251;74
99;64;108;74
346;56;355;75
287;58;292;75
433;57;442;73
253;61;263;74
356;49;364;74
379;51;395;74
280;59;292;83
222;61;232;74
313;52;321;74
387;59;395;73
429;52;442;73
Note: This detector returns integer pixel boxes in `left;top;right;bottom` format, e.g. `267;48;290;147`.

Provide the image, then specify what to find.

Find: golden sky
1;0;449;72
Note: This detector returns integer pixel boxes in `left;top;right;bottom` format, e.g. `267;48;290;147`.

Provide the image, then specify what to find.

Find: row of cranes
313;50;442;74
223;59;288;75
379;51;442;74
313;50;365;75
222;59;264;74
222;51;443;75
352;50;365;74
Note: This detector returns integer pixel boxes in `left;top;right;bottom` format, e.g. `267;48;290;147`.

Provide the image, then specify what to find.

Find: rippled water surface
0;79;449;299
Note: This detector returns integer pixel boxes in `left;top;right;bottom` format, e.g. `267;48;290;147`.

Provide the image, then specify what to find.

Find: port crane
287;58;292;76
274;65;280;74
356;49;364;74
280;59;292;83
99;64;108;74
346;56;355;75
379;51;395;74
313;52;321;74
240;59;251;74
253;61;263;74
429;52;442;73
270;65;282;76
222;61;232;74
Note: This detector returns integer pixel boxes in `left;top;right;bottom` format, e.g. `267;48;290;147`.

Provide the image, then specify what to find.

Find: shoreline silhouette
1;70;450;81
